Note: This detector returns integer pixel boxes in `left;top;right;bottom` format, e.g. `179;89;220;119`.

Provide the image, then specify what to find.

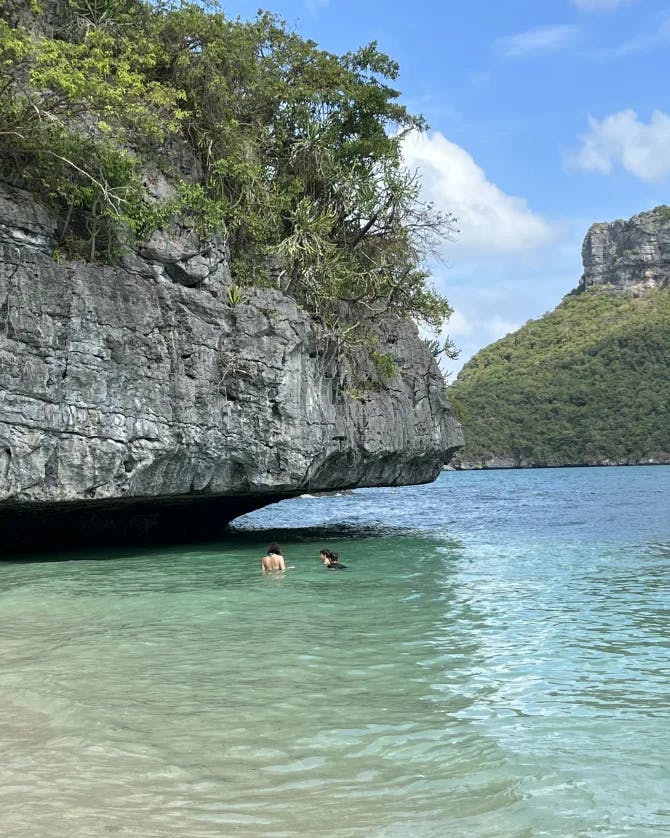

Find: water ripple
1;467;669;835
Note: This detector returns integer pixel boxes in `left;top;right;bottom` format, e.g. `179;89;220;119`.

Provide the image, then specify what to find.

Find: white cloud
446;310;520;346
400;131;574;377
444;309;473;338
402;130;557;255
498;24;579;58
573;109;670;182
570;0;632;10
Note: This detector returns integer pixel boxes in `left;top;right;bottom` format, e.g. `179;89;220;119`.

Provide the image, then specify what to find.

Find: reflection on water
1;466;669;836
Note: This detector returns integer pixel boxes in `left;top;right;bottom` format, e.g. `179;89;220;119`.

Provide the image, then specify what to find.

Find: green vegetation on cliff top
449;288;670;466
0;0;455;339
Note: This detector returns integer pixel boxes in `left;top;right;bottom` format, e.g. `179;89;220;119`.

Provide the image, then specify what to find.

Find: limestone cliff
581;205;670;293
0;183;462;550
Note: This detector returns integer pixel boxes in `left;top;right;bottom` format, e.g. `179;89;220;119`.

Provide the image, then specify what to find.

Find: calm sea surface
1;466;669;837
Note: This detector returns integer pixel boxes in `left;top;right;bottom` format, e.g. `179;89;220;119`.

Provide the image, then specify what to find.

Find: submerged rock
0;184;462;550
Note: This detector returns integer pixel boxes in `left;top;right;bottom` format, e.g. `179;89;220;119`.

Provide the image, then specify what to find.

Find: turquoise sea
1;466;669;837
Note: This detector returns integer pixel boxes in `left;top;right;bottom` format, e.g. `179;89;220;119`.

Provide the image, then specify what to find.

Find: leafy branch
0;0;457;335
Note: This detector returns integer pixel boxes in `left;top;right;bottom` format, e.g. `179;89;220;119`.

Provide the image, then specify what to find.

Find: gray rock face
0;184;462;549
1;0;66;33
581;206;670;293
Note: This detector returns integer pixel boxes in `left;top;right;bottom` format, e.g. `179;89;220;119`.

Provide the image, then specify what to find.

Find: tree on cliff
0;0;456;337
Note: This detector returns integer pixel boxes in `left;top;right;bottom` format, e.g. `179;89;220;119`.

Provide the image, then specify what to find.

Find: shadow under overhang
0;491;298;555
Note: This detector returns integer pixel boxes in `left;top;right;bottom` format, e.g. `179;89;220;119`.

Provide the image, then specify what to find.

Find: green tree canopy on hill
449;289;670;466
0;0;455;333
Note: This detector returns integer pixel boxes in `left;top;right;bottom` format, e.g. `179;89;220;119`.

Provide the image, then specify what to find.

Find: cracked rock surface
581;206;670;293
0;184;462;549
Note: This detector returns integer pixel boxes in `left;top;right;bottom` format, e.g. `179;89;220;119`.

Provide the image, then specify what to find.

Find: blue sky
219;0;669;374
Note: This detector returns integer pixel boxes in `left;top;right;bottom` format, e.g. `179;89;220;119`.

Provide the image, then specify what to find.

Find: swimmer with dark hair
320;548;347;570
327;551;347;570
262;543;295;573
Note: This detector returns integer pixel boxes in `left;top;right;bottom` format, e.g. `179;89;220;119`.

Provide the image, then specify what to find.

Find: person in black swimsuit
320;548;347;570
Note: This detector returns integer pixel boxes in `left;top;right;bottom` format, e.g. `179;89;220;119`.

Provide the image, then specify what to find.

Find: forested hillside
449;288;670;467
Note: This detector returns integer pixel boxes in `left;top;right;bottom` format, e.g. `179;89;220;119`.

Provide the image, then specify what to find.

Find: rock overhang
0;184;463;552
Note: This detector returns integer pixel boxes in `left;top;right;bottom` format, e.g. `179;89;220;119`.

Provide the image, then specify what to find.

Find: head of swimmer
320;549;339;565
267;543;282;556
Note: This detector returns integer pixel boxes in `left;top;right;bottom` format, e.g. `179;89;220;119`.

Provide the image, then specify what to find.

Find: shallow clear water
1;466;669;836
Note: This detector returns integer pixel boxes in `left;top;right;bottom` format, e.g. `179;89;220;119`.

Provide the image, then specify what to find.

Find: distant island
449;206;670;468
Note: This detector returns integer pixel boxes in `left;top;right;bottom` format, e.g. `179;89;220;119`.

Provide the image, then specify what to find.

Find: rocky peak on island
580;205;670;293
